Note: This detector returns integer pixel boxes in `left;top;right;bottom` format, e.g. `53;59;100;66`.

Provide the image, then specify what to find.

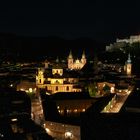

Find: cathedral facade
67;51;86;70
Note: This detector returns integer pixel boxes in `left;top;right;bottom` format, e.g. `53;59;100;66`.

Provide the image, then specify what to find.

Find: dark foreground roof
50;92;91;100
0;117;53;140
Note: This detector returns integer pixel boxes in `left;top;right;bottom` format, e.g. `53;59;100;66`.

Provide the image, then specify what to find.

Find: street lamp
65;131;73;139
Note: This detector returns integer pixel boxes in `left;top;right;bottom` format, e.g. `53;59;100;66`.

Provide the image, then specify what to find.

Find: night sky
1;0;140;42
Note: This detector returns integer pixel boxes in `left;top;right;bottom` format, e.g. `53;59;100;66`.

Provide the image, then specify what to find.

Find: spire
68;50;73;59
127;53;131;64
56;56;59;63
82;50;86;59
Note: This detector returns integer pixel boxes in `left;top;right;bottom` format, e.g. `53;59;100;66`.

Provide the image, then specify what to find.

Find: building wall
46;84;81;94
52;68;63;76
17;80;37;93
36;68;82;94
55;99;96;116
68;59;86;70
45;121;80;140
49;78;64;84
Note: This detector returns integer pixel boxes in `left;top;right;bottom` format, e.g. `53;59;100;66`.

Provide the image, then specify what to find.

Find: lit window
110;87;115;93
11;118;17;122
74;109;77;112
20;88;24;91
45;128;50;133
82;109;85;112
65;131;73;139
29;88;33;93
10;84;13;87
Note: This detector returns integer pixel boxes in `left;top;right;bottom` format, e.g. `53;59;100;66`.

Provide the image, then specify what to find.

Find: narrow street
107;87;133;113
31;96;45;126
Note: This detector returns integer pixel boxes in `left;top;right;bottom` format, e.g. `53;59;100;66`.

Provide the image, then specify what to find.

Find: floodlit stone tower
45;60;49;69
36;68;45;85
126;53;132;75
68;50;74;69
81;50;87;65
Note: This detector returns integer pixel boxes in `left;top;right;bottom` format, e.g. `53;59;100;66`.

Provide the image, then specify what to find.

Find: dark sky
0;0;140;42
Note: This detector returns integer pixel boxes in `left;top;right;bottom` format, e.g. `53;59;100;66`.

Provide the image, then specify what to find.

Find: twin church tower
68;51;87;70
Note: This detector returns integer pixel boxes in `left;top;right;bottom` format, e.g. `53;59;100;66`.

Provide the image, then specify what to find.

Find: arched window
55;80;59;84
66;86;69;91
56;86;58;91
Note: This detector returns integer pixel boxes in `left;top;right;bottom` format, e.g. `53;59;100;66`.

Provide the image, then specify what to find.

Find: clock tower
126;54;132;76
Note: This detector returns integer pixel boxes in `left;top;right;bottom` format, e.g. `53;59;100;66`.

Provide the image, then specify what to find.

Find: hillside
0;33;106;62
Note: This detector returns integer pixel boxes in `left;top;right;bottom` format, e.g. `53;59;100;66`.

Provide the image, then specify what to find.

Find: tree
88;82;98;97
102;84;110;94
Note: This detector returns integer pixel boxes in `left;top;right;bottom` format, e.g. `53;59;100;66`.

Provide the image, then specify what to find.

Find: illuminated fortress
106;35;140;52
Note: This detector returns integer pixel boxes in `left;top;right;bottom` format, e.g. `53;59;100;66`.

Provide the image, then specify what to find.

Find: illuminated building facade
17;80;37;93
36;66;82;94
68;51;86;70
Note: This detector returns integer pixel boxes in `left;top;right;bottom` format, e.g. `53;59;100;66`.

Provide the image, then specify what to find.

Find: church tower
68;51;73;69
36;68;45;85
81;50;87;65
126;54;132;75
45;60;49;69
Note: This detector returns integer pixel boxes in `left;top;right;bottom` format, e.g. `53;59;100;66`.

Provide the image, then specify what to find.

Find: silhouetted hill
0;33;106;62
